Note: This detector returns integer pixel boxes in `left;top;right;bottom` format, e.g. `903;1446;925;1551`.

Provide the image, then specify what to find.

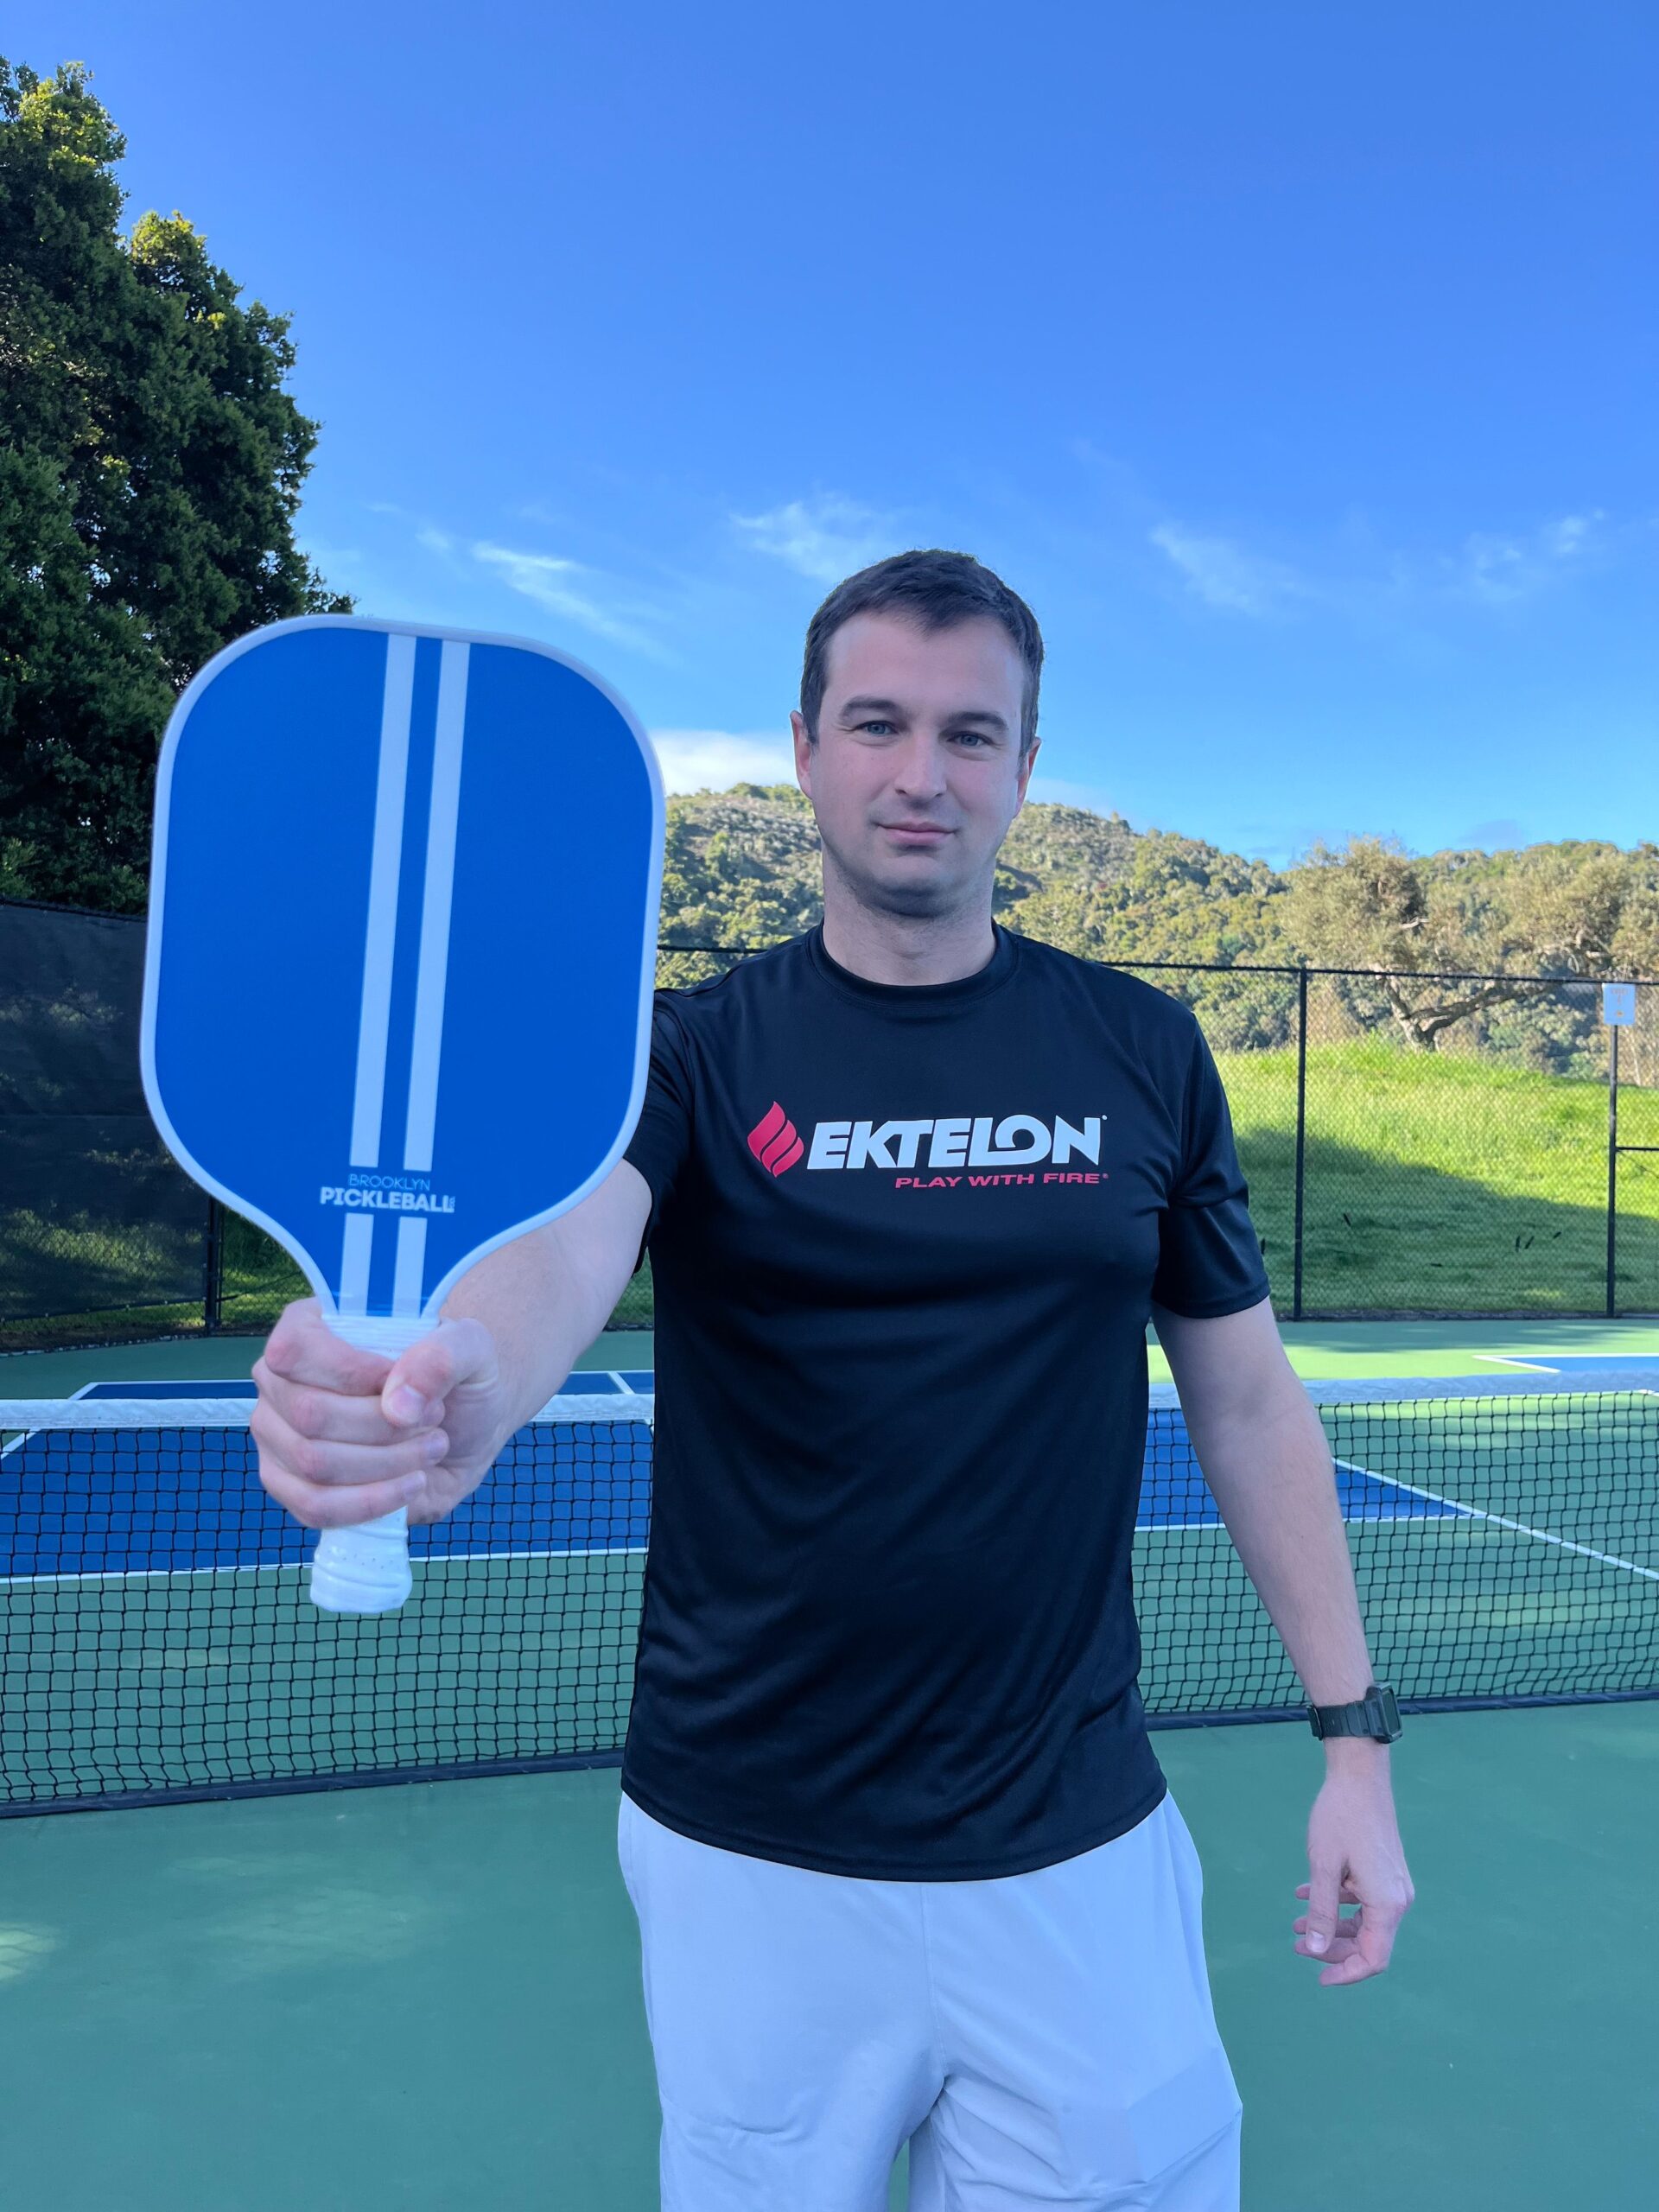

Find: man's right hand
251;1298;511;1529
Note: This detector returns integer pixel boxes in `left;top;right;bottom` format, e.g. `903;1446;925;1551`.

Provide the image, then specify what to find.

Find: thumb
1302;1859;1344;1955
380;1316;499;1427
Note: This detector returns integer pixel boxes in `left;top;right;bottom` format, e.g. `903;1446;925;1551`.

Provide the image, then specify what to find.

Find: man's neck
818;880;998;988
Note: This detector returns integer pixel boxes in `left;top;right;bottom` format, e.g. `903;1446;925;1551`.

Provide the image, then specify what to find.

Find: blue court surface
3;1382;1465;1583
73;1373;658;1400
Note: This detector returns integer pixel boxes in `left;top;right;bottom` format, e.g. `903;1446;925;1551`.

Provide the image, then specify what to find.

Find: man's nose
891;733;949;798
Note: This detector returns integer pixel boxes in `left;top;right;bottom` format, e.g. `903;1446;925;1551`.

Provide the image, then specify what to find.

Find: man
253;550;1414;2210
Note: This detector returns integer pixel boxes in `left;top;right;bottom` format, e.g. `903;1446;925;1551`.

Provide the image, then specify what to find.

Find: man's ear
1014;734;1041;812
791;709;815;799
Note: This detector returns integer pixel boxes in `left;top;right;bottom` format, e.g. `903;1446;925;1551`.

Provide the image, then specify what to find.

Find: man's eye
857;721;896;736
950;730;990;747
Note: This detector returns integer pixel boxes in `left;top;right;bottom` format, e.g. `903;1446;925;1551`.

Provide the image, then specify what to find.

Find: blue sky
24;2;1658;865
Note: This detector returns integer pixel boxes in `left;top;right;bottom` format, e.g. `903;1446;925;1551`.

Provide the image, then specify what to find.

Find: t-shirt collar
806;922;1020;1014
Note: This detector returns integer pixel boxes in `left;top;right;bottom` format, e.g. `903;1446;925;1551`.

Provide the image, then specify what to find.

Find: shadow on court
0;1703;1655;2209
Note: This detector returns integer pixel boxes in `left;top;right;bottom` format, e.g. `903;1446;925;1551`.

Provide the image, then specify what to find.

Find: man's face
791;613;1039;920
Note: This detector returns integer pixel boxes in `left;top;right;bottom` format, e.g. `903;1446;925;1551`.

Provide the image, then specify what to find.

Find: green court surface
3;1313;1656;1400
1;1549;648;1808
1;1708;1656;2210
3;1317;1656;2207
1263;1315;1659;1379
0;1325;657;1399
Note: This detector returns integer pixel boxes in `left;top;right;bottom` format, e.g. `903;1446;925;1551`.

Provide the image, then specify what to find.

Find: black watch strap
1307;1683;1402;1743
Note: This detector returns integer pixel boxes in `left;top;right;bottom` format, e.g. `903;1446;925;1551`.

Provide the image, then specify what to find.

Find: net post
1292;963;1309;1321
1606;1023;1619;1320
203;1198;225;1335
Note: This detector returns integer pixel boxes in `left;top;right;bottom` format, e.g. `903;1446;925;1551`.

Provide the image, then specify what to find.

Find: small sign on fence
1603;982;1637;1027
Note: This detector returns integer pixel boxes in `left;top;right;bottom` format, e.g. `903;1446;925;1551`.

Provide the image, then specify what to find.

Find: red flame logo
747;1102;804;1176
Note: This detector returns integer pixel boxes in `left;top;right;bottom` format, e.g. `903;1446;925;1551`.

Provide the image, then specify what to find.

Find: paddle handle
308;1312;436;1614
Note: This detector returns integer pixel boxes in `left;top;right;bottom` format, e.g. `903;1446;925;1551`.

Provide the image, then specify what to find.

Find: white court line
1141;1503;1478;1539
1331;1458;1659;1583
402;639;467;1174
0;1543;646;1590
1135;1452;1659;1578
349;632;416;1166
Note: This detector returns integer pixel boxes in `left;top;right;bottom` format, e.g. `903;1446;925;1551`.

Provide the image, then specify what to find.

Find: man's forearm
1184;1374;1377;1718
438;1230;596;1441
438;1166;652;1451
1159;1304;1410;1975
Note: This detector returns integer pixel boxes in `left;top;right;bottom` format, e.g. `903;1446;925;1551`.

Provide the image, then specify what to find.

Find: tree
658;785;823;960
1003;817;1299;1050
1285;835;1656;1051
0;58;349;911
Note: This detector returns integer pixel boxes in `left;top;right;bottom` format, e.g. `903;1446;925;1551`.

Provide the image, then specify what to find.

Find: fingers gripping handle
308;1313;436;1614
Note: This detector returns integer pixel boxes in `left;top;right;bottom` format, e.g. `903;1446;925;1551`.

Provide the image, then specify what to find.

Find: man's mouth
877;821;953;841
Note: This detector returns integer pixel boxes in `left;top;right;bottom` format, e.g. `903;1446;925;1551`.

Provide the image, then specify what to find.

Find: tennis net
3;1378;1657;1814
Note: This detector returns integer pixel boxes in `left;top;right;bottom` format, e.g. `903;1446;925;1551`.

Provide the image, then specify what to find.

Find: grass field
4;1041;1657;1349
1222;1042;1659;1314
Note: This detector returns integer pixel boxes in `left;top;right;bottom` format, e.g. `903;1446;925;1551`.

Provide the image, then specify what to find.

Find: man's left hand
1294;1750;1414;1988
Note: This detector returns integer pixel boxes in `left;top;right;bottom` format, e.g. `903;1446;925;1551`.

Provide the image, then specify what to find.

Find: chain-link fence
1107;957;1658;1318
0;900;211;1349
1295;969;1612;1316
3;901;1655;1348
0;928;760;1351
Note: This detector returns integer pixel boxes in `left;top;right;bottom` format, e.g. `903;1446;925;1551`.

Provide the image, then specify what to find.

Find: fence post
1292;964;1309;1320
1606;1024;1619;1320
203;1198;225;1335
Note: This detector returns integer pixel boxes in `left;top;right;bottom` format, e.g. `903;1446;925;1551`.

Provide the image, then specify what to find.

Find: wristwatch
1306;1683;1402;1743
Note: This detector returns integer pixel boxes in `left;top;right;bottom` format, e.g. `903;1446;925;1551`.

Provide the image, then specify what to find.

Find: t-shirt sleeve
623;998;696;1256
1150;1020;1272;1319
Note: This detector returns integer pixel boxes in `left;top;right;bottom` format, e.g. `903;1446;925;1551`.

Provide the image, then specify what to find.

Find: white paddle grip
308;1312;437;1615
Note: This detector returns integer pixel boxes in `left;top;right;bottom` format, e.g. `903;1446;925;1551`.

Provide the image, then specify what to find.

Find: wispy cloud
471;542;662;655
302;538;365;572
1148;526;1313;617
1151;508;1612;621
1444;511;1605;606
731;495;896;584
649;728;797;794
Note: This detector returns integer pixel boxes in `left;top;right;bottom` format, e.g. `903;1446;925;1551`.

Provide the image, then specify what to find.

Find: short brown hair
799;549;1044;755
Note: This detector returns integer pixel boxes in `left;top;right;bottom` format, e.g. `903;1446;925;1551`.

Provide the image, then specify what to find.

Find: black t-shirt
620;924;1268;1879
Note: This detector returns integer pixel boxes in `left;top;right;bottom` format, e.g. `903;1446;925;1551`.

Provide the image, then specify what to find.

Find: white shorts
618;1790;1242;2212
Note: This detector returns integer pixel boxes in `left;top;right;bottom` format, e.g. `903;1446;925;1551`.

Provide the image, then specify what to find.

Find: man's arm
1152;1295;1415;1986
440;1159;653;1439
252;1161;652;1531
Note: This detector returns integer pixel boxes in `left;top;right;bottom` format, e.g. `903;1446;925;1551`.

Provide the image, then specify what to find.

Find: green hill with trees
662;785;1658;1071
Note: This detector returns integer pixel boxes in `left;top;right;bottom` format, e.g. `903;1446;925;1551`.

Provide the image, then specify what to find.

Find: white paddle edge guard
309;1312;438;1614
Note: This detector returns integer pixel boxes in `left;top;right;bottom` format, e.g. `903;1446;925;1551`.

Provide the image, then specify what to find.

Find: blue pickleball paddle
141;615;664;1612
